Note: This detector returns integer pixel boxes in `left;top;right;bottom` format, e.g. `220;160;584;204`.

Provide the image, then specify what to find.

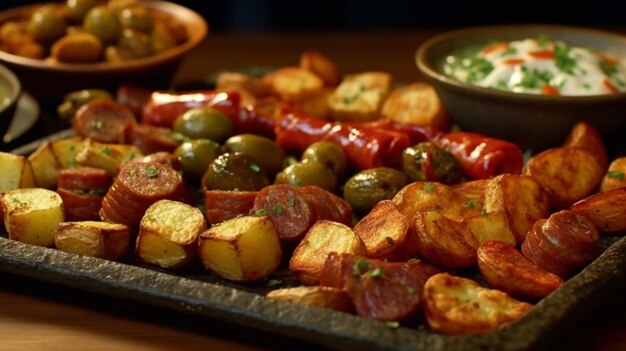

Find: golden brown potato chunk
55;221;130;261
299;50;340;86
266;286;353;312
572;187;626;233
0;152;36;193
462;210;516;245
263;67;324;102
392;181;467;223
328;72;392;122
563;121;608;171
28;142;62;189
600;157;626;192
381;83;450;131
424;273;533;335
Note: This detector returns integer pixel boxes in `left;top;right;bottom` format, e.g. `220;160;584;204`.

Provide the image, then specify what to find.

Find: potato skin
563;121;608;171
55;221;130;261
381;83;451;131
572;187;626;233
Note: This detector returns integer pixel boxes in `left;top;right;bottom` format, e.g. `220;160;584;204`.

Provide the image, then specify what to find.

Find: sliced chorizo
296;185;352;225
58;166;112;191
57;188;103;221
73;99;136;144
204;190;257;225
124;123;180;155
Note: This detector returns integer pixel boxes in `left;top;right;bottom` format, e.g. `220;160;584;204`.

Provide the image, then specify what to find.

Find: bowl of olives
0;0;207;102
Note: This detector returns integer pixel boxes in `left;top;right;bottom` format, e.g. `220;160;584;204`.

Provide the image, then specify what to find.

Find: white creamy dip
443;36;626;96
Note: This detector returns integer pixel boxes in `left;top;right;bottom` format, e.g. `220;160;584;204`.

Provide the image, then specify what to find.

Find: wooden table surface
1;30;626;351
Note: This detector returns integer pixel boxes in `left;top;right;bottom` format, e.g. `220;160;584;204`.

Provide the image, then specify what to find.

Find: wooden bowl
0;63;21;140
416;25;626;151
0;0;208;103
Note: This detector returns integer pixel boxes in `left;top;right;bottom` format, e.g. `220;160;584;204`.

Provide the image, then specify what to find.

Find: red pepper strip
275;109;412;170
237;105;277;138
434;132;523;180
483;42;508;55
528;50;555;59
603;79;619;93
541;84;560;96
141;91;241;127
503;58;525;65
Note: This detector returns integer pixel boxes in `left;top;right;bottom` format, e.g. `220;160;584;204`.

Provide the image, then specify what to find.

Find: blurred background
2;0;625;32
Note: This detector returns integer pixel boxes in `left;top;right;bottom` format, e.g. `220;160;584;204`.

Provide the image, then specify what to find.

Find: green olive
27;6;67;43
104;45;133;62
172;108;234;143
66;0;97;23
203;152;269;192
301;141;347;179
224;134;285;176
174;139;221;181
84;6;120;43
343;167;407;214
118;28;152;58
57;89;113;120
118;5;153;32
402;142;463;184
282;155;298;169
275;162;337;192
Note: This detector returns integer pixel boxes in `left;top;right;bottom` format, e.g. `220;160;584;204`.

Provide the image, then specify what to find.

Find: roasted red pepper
433;132;523;180
141;91;241;127
276;109;413;170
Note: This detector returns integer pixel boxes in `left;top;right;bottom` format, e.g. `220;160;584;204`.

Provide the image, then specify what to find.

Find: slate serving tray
2;131;626;351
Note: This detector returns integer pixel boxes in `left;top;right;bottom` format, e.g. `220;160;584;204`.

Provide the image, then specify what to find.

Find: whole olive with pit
118;5;153;32
224;134;285;176
402;142;463;184
203;152;269;192
172;108;234;143
84;6;121;43
343;167;407;214
301;141;347;179
27;5;67;43
66;0;98;23
174;139;221;181
275;162;337;192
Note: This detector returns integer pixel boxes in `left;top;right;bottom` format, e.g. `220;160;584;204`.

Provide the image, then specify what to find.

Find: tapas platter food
0;48;625;350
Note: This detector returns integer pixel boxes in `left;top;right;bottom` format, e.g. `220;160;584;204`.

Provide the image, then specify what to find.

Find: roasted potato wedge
413;211;479;269
353;200;415;261
295;88;332;119
563;121;608;171
483;174;550;244
199;215;282;282
523;147;603;209
263;67;324;102
51;32;104;63
477;241;563;299
381;83;450;131
28;141;62;189
0;152;36;192
392;182;466;223
463;210;516;245
75;139;143;175
600;157;626;192
290;220;366;285
266;286;353;312
55;221;130;261
328;71;392;122
1;188;64;247
136;200;206;269
50;137;83;168
572;187;626;233
216;72;272;98
424;273;533;335
299;50;340;86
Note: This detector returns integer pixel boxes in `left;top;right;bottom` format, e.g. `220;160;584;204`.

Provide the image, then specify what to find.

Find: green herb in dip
444;36;626;96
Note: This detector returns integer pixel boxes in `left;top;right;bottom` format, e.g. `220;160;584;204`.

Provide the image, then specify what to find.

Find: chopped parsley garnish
145;165;159;178
599;59;618;77
463;199;477;208
253;209;267;217
249;163;261;173
171;132;190;143
88;188;106;196
406;287;416;295
423;182;435;193
607;171;625;180
554;44;578;75
274;204;283;214
292;177;303;186
464;57;494;83
267;279;282;287
69;145;76;152
367;268;383;279
537;34;550;48
353;258;369;276
500;46;518;57
481;208;489;217
385;321;400;329
145;215;156;222
288;198;296;208
515;67;554;89
342;95;359;105
11;198;21;204
101;147;112;156
128;152;136;160
583;83;591;90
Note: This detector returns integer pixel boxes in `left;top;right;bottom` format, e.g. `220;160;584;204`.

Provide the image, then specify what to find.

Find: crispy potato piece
75;139;143;175
136;200;206;269
28;142;62;189
572;187;626;232
55;221;130;261
353;200;415;261
263;67;324;102
1;188;64;247
328;72;392;122
266;286;353;312
51;33;103;63
0;152;36;192
463;210;516;245
392;182;466;223
295;88;332;119
523;147;603;209
477;241;563;299
484;174;550;244
563;122;608;171
413;211;479;269
600;157;626;192
452;179;489;202
381;83;451;131
424;273;533;335
199;215;282;282
216;72;272;98
299;50;340;86
51;137;84;168
290;220;366;285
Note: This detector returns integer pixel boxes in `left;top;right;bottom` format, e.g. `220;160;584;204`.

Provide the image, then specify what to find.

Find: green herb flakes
274;204;284;214
385;321;400;329
250;163;261;173
254;209;267;217
608;171;625;181
267;279;282;287
367;268;383;279
102;147;112;156
407;287;416;295
463;199;477;208
145;165;159;178
353;258;369;276
423;182;435;193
